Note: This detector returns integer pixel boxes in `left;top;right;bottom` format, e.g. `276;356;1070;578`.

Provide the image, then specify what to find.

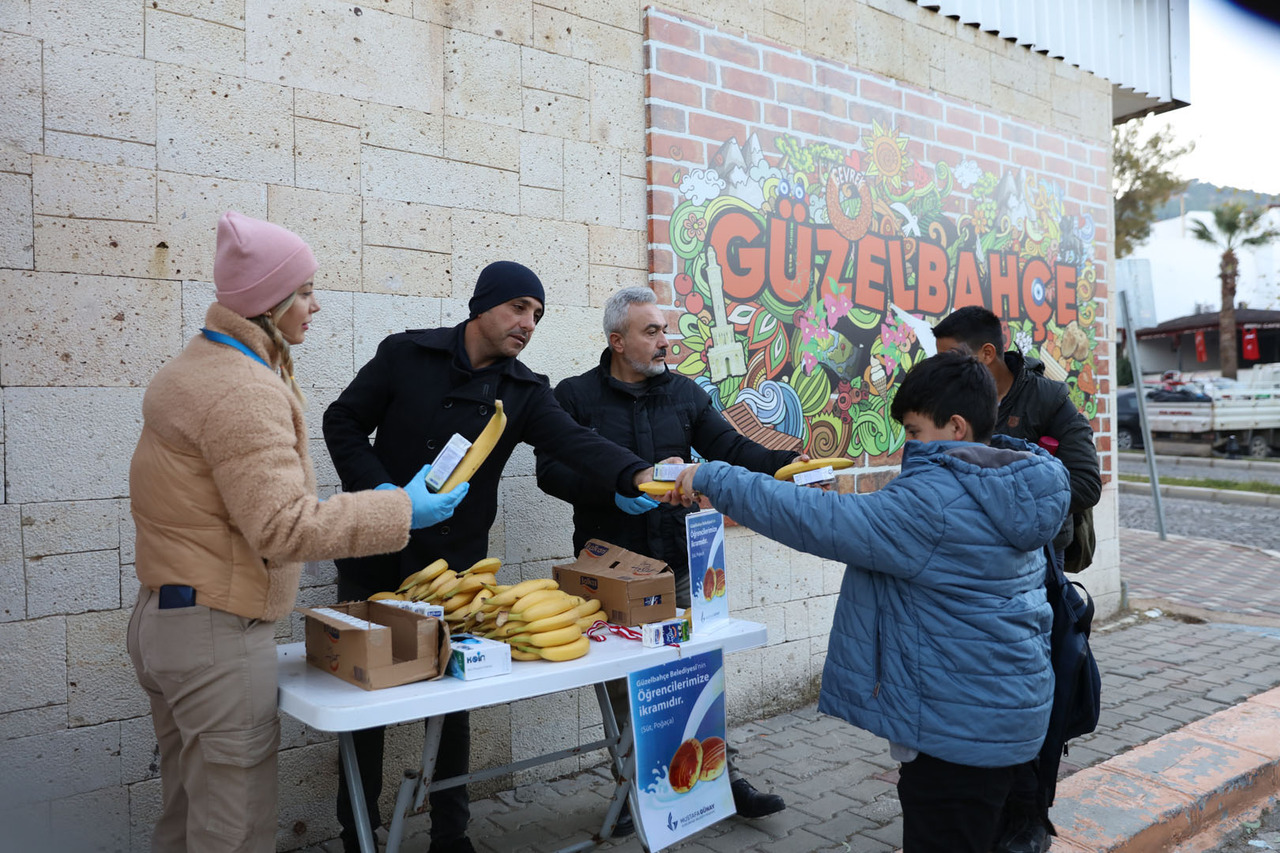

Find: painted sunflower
860;120;910;192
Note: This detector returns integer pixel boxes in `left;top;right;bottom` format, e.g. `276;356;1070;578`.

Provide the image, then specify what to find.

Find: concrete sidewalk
311;530;1280;853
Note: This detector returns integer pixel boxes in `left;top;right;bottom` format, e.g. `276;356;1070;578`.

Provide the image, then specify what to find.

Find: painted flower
953;158;982;190
860;119;910;192
823;284;853;323
797;307;827;345
801;351;818;374
682;212;707;242
1014;329;1034;355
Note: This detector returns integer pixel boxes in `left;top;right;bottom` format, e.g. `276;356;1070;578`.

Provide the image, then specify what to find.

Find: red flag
1243;326;1260;360
1195;329;1207;362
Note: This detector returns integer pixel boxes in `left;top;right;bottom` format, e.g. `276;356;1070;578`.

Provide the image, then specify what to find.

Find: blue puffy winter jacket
692;436;1071;768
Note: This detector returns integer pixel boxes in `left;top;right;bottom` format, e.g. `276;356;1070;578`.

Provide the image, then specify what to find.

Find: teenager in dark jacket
536;286;798;827
323;262;652;853
932;306;1102;853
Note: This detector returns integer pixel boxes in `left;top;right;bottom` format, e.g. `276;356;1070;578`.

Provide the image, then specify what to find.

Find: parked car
1117;388;1143;451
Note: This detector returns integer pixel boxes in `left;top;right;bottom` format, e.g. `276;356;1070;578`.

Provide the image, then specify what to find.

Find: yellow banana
427;569;459;595
461;557;502;576
485;578;557;609
407;582;434;602
574;598;602;619
773;456;854;481
574;615;599;632
510;648;541;661
510;588;565;614
488;620;530;639
443;573;496;599
637;480;679;496
536;635;591;661
397;558;449;593
466;589;494;616
511;595;577;624
520;608;581;634
439;400;507;493
368;591;404;602
509;625;581;648
443;591;476;614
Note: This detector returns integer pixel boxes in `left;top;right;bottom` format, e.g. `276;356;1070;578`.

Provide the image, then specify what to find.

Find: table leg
339;731;377;853
385;715;445;853
592;683;649;851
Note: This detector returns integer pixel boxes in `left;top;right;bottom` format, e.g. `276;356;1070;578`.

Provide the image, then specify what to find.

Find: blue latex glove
374;483;397;491
615;492;661;515
403;464;469;529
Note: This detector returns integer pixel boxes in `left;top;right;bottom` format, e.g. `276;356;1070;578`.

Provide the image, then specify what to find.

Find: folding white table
277;618;767;853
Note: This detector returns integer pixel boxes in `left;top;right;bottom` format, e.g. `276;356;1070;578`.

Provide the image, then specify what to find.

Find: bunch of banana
365;558;506;617
467;584;603;662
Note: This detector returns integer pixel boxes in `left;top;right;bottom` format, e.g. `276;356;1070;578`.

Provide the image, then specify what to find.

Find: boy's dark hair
890;348;997;442
932;305;1004;351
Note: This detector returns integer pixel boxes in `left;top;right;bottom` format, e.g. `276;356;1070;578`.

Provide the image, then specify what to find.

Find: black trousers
897;752;1014;853
336;569;471;843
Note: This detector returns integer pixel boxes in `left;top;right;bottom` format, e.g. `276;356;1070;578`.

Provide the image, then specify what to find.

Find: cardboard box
298;600;451;690
553;539;676;627
447;634;513;680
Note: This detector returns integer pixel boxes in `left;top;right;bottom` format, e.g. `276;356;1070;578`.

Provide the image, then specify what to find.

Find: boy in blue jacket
666;349;1071;853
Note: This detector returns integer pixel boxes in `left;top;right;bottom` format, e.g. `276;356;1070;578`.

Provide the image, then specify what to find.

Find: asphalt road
1117;452;1280;487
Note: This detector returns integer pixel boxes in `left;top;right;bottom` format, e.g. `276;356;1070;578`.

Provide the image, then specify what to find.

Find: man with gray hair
537;285;799;830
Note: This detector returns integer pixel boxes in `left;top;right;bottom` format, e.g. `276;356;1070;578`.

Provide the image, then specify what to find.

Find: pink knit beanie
213;211;319;318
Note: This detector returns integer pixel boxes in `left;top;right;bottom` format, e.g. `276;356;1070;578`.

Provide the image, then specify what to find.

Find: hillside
1155;179;1280;220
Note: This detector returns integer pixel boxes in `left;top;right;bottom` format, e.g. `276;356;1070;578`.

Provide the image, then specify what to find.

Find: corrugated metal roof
914;0;1190;123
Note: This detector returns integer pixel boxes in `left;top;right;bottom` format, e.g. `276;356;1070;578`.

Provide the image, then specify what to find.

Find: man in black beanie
324;261;655;853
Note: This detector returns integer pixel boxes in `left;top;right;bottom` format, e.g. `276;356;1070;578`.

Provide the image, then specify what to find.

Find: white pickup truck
1138;366;1280;457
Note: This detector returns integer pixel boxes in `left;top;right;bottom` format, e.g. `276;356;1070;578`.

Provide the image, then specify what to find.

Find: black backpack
1036;546;1102;812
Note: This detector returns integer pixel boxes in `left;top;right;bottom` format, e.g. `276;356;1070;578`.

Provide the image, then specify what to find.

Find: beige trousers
127;586;281;853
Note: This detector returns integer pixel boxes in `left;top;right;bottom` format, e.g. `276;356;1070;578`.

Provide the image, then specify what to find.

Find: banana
511;595;577;624
443;573;497;599
637;480;679;496
510;588;565;614
443;591;476;614
396;558;449;593
536;635;591;662
485;578;557;609
520;608;581;634
368;591;403;601
510;648;542;662
488;620;530;639
574;598;602;619
407;582;435;602
461;557;502;576
466;589;494;616
574;615;599;632
426;569;459;596
439;400;507;493
508;625;581;648
773;456;855;481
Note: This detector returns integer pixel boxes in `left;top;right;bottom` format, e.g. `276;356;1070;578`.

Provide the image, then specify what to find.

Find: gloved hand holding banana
398;463;469;529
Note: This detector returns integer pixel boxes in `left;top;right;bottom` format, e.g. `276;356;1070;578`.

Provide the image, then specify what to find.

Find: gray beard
627;353;666;378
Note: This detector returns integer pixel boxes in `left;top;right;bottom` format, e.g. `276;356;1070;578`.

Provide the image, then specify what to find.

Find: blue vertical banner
627;649;734;850
685;509;728;634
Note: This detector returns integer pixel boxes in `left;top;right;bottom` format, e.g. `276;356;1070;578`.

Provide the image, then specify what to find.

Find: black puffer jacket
996;351;1102;550
536;349;796;599
323;325;648;592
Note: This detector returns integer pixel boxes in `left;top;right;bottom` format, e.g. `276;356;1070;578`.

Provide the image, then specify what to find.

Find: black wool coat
536;349;796;588
323;324;648;594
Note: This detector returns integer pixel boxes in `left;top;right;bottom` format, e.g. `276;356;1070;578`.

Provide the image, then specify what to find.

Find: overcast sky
1156;0;1280;195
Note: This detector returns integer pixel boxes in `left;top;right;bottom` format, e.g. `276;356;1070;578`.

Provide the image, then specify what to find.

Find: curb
1117;479;1280;507
1052;686;1280;852
1120;452;1279;472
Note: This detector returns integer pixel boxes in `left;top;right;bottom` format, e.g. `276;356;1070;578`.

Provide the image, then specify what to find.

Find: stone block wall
0;1;1117;848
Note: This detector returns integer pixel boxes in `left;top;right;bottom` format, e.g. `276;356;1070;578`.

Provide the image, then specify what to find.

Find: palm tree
1189;202;1280;378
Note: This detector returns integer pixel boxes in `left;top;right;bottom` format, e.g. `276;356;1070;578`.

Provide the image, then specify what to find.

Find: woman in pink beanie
126;211;468;853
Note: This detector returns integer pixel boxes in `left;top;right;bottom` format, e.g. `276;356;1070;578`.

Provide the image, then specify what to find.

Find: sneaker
994;812;1051;853
427;837;477;853
730;778;786;818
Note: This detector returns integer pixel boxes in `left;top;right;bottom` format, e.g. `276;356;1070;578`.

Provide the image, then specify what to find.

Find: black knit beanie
468;261;545;318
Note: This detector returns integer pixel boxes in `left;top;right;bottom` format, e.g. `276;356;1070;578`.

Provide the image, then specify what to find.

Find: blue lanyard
201;328;271;369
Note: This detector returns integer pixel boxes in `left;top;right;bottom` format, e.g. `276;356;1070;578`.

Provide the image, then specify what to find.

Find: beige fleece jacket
130;303;412;621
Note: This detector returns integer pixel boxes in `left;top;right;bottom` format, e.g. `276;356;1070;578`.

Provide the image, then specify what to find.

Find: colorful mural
658;126;1101;459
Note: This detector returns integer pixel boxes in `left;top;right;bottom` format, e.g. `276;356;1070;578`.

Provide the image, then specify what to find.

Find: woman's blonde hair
249;293;306;407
